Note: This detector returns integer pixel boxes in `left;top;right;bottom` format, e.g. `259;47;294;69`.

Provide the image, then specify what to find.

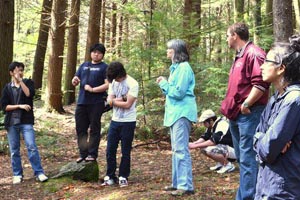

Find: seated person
189;109;236;174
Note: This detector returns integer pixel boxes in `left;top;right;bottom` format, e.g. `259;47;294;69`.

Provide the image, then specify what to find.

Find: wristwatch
242;102;249;108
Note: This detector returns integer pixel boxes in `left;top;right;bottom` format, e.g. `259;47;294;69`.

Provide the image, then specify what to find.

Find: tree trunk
265;0;273;36
110;2;117;54
100;0;106;44
252;0;262;45
273;0;293;42
64;0;80;105
47;0;67;113
32;0;53;91
117;0;127;56
183;0;192;42
234;0;245;22
294;0;300;31
0;0;14;91
84;0;102;61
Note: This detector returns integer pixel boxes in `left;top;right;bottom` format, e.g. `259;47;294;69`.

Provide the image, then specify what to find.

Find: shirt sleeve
255;92;300;164
159;63;193;100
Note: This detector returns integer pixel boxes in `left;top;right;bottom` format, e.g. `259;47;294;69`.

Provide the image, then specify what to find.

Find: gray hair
167;39;189;63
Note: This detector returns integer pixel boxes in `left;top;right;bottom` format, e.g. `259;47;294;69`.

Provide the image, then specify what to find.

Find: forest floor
0;103;239;200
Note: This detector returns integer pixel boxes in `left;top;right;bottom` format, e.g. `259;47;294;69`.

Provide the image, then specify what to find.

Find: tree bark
293;0;300;31
234;0;244;22
64;0;80;105
273;0;293;42
84;0;102;61
252;0;262;45
32;0;53;91
0;0;14;91
110;2;117;54
265;0;273;36
100;0;106;44
47;0;67;113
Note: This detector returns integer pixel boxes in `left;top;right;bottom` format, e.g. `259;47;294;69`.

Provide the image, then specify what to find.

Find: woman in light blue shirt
157;39;197;196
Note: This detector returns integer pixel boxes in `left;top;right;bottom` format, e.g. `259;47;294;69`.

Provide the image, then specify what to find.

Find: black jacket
0;79;35;129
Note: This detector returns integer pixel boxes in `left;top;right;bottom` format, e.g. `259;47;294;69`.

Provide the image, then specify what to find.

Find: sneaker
101;176;114;186
209;162;223;171
13;176;23;184
217;162;235;174
119;176;128;187
36;174;48;182
171;189;195;196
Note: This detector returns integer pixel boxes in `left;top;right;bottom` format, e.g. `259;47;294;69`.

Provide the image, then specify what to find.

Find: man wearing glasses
220;22;270;200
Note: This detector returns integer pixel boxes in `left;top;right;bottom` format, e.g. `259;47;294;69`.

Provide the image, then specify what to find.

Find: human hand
14;72;22;83
19;104;31;111
240;104;251;115
156;76;166;84
281;141;292;153
72;76;80;86
84;84;93;92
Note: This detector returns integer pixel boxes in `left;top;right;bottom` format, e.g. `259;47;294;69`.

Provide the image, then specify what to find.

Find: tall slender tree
64;0;80;105
47;0;67;112
32;0;53;91
110;2;117;53
252;0;262;45
273;0;293;42
0;0;14;91
84;0;102;61
234;0;245;22
294;0;300;31
100;0;106;44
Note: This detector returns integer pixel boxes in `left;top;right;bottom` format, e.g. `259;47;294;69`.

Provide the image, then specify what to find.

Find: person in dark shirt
72;43;109;162
0;62;48;184
189;110;236;174
254;34;300;199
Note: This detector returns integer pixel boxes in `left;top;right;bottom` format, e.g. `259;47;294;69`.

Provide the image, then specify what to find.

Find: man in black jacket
189;109;236;174
0;62;48;184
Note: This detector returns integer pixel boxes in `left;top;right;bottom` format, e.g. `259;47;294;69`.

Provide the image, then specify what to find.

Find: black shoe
171;189;195;196
164;185;177;191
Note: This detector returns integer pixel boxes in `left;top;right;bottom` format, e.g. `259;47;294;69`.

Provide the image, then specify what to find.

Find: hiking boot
13;176;23;184
209;162;223;171
101;176;115;186
36;173;48;182
217;162;235;174
119;176;128;187
171;189;194;196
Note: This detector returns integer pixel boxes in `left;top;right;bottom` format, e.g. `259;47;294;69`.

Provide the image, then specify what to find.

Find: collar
10;81;20;88
236;41;251;58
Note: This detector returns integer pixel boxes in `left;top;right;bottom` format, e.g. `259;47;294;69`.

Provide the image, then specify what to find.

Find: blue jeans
7;124;44;176
230;106;264;200
170;117;194;191
106;121;136;179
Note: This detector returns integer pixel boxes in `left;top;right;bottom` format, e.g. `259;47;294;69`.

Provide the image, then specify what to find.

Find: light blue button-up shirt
159;61;198;127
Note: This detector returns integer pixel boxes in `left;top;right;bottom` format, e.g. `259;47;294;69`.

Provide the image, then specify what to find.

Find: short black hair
9;61;24;72
90;43;106;55
106;61;127;83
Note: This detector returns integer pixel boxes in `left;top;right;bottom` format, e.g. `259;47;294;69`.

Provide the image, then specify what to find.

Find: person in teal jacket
156;39;197;196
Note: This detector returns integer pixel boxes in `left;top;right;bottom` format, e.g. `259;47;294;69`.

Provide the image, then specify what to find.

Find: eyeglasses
264;59;281;65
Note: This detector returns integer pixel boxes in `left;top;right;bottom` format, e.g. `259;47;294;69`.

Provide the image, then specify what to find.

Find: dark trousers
106;120;136;179
75;103;104;159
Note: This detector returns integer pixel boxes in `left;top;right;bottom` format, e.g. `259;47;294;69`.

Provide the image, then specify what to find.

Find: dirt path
0;105;239;200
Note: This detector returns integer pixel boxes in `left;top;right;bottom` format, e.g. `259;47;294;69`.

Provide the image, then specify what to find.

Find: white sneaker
13;176;23;184
101;176;114;186
209;162;223;171
217;162;235;174
37;174;48;182
119;176;128;187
